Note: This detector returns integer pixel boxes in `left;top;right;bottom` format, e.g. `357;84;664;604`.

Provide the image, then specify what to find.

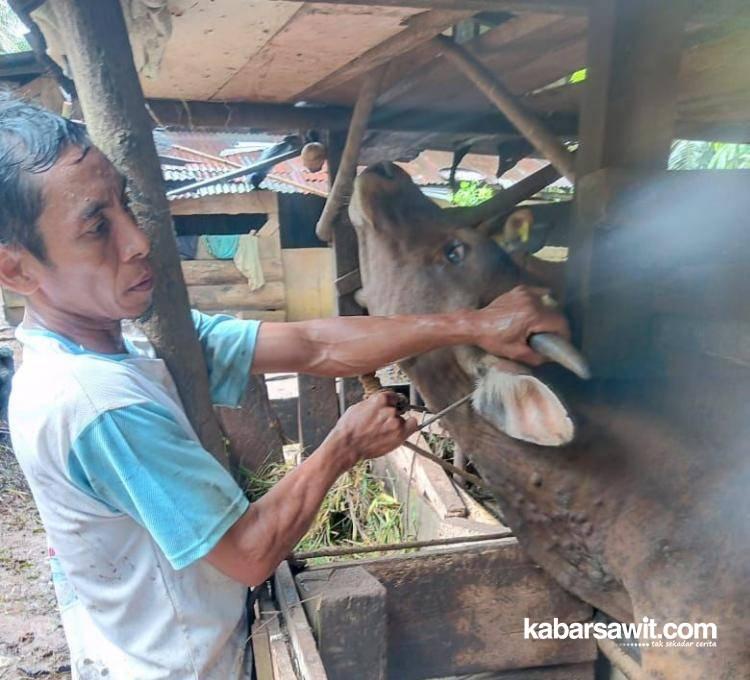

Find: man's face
28;145;153;322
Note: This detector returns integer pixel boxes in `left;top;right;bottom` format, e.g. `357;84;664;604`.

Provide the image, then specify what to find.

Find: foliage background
0;0;29;55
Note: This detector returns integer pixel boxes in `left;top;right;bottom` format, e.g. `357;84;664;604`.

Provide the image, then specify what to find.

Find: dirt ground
0;317;70;679
0;440;71;680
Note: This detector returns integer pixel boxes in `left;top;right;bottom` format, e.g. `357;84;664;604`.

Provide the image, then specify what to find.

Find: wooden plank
170;191;278;216
251;592;275;680
258;588;298;680
182;258;283;286
405;432;468;518
188;281;286;311
375;14;571;109
214;4;418;102
282;249;336;322
297;374;339;455
268;0;588;14
296;566;387;680
298;8;474;98
136;0;303;101
306;541;596;679
273;561;329;680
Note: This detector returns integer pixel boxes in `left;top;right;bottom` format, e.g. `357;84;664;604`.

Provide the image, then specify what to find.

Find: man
0;97;569;679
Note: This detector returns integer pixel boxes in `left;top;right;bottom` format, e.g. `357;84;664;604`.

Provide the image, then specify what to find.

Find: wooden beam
435;35;576;180
268;0;588;14
327;131;366;410
181;259;284;286
46;0;226;460
296;566;387;680
298;9;474;98
305;541;596;679
147;98;576;140
268;0;748;21
188;281;285;311
316;66;387;242
376;13;562;108
297;374;339;455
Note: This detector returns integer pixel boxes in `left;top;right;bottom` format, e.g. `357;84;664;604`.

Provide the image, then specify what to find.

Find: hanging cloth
233;234;266;292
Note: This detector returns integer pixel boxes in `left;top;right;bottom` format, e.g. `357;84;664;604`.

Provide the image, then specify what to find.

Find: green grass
240;460;409;563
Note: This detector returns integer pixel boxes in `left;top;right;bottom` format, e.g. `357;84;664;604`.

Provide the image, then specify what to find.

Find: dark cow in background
349;161;750;680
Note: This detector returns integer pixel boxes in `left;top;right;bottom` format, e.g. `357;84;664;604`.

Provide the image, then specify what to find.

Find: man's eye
443;239;467;265
88;221;108;236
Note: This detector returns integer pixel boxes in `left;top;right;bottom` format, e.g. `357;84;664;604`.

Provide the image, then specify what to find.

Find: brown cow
349;161;750;680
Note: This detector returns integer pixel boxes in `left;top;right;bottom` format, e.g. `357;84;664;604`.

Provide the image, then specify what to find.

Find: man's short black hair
0;93;90;262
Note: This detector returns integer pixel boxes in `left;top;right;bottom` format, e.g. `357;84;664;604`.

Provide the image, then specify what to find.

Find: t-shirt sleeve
191;309;262;407
67;401;249;570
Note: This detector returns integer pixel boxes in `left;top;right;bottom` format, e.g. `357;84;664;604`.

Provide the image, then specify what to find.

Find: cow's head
350;161;575;447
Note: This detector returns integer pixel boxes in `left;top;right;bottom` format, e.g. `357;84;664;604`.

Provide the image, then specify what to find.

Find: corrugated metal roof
159;129;571;201
160;129;330;200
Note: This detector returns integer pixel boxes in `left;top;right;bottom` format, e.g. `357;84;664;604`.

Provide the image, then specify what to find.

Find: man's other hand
473;285;571;366
325;391;418;468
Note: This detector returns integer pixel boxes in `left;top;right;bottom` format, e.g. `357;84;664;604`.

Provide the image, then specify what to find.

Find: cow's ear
472;366;574;446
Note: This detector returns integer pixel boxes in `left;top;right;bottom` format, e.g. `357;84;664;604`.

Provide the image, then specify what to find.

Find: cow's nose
369;161;395;179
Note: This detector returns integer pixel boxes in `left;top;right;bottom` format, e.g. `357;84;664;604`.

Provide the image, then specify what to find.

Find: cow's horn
529;333;591;380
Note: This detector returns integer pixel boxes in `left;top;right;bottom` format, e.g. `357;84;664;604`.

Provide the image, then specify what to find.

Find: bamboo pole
46;0;227;462
315;65;388;242
435;35;576;182
290;530;514;561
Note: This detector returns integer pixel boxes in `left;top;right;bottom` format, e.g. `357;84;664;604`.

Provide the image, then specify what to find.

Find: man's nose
118;215;151;261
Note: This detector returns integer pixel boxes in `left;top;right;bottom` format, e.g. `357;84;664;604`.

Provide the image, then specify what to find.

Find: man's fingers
403;416;419;436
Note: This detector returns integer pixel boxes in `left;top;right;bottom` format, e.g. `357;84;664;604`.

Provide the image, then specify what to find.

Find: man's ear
0;246;40;296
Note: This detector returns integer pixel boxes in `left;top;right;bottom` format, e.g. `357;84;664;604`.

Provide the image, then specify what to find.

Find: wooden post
435;35;576;182
296;566;387;680
316;65;387;242
567;0;690;372
297;374;339;456
327;131;366;411
46;0;226;460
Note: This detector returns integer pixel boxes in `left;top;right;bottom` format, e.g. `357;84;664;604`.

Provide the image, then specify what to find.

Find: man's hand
325;391;418;469
473;285;571;366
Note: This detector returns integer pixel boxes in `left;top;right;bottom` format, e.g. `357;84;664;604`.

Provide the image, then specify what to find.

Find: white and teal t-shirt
9;311;261;680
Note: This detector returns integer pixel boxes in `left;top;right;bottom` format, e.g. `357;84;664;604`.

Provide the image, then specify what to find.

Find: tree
0;0;30;54
669;140;750;170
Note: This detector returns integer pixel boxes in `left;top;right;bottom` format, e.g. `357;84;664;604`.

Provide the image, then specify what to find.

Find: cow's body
350;162;750;679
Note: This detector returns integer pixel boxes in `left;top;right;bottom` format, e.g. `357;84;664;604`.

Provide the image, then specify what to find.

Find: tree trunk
46;0;227;462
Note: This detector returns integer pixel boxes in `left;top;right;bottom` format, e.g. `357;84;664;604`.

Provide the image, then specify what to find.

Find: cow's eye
443;239;466;265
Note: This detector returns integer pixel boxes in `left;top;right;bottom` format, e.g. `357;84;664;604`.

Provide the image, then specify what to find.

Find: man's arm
205;392;415;586
252;286;569;377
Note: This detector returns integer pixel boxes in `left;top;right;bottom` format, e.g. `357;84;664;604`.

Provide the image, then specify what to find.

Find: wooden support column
328;131;366;411
46;0;226;460
297;374;339;456
296;566;387;680
316;66;387;242
567;0;690;373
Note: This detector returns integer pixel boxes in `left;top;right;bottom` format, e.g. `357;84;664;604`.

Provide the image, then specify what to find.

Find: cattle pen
3;0;750;679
